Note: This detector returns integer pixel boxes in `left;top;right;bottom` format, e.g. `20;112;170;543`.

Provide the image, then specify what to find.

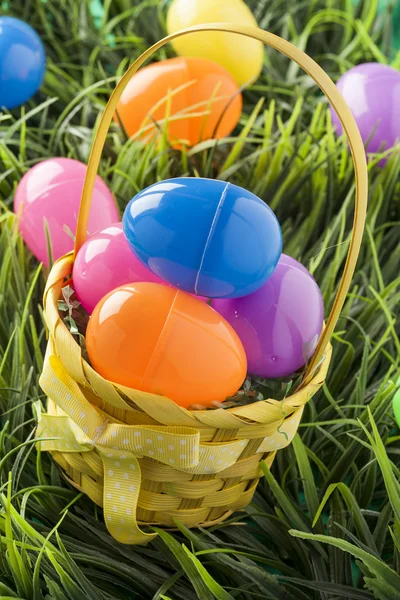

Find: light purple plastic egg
330;63;400;157
212;254;324;378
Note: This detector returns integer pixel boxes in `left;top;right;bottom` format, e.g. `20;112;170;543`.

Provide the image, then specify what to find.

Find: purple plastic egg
330;63;400;156
212;254;324;378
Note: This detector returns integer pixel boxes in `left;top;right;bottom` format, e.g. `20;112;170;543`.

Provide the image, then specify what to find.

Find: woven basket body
36;25;368;545
38;253;332;544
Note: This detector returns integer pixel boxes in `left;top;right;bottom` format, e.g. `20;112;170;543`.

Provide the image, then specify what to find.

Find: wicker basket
36;24;368;546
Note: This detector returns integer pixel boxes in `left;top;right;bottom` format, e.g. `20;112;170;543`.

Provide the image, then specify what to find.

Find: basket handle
74;24;368;380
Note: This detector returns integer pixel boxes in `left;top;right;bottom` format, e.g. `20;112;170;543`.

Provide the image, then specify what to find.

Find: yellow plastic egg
166;0;264;86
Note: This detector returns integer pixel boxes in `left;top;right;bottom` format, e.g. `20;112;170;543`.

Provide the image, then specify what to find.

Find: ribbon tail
99;451;156;545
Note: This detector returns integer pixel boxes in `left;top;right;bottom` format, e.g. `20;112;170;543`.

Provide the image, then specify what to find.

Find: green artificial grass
0;0;400;598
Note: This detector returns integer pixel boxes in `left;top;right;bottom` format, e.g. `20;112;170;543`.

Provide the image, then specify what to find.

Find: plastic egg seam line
175;311;245;365
139;289;179;391
194;181;230;295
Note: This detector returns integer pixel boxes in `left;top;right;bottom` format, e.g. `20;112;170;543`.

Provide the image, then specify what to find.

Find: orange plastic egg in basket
85;282;247;408
36;24;368;546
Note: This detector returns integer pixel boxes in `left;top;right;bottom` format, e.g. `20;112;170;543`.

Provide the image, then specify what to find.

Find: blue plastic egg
0;16;46;110
122;177;282;298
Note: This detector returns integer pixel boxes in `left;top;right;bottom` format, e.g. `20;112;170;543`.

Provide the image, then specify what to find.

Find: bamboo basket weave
36;24;368;546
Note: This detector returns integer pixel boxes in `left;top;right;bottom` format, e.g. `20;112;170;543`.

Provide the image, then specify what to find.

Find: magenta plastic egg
73;222;170;313
73;222;207;314
330;63;400;157
212;254;324;378
14;158;119;266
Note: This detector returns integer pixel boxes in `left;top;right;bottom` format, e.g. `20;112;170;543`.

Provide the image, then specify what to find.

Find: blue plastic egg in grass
122;177;282;298
0;16;46;110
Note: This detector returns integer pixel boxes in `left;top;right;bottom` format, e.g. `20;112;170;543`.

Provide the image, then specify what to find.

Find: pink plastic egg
14;157;119;266
73;222;170;314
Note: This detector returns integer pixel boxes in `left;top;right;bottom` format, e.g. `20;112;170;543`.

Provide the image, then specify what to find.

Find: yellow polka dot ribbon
36;352;302;544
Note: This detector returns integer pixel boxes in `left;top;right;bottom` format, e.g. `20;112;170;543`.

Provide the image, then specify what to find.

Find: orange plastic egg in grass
86;282;247;408
114;57;242;147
